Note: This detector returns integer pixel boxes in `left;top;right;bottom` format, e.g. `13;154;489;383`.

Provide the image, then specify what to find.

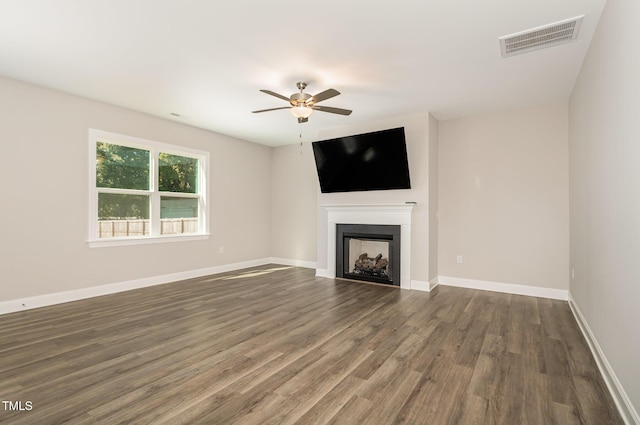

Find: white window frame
88;129;210;248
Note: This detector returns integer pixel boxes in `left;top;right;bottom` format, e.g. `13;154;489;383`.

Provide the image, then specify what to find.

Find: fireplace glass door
345;237;392;283
336;224;401;286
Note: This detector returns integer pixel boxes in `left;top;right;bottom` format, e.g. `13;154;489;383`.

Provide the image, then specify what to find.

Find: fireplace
336;224;401;286
320;204;415;289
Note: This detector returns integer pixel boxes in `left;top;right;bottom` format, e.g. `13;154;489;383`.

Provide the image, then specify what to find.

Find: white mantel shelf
322;203;416;210
321;203;415;289
322;203;415;225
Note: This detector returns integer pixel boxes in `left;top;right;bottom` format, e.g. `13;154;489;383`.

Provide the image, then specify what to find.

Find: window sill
87;233;210;248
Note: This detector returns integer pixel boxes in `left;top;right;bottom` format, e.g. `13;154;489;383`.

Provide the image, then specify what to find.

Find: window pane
96;142;150;190
98;193;150;220
160;196;198;235
98;193;150;238
158;153;198;193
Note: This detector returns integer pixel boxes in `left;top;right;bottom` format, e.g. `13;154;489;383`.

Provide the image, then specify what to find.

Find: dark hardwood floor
0;266;623;424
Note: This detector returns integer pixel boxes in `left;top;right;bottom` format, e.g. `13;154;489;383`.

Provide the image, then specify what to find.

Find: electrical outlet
219;246;224;254
456;255;463;264
571;268;575;279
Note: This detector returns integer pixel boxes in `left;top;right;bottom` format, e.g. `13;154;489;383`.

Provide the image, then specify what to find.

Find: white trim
569;294;639;425
323;203;415;290
315;269;440;293
322;203;416;222
315;268;333;279
410;279;438;292
87;233;210;248
270;257;317;269
0;258;272;316
0;259;319;316
437;275;568;300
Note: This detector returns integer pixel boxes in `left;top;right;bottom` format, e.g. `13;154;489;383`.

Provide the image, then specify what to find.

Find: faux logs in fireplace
336;224;401;286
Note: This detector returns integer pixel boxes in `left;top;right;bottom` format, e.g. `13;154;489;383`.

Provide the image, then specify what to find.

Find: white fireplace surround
320;203;415;289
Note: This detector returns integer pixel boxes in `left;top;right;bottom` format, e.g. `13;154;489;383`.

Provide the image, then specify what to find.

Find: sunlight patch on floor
200;266;294;282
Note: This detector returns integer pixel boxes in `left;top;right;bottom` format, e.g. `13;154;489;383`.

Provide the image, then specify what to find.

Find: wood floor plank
326;395;374;425
0;265;624;425
270;347;372;424
456;393;489;425
522;368;553;425
360;365;422;425
454;315;490;368
291;374;366;425
486;351;525;425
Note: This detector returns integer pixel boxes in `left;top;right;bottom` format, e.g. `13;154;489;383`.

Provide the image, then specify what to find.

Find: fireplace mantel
321;203;415;289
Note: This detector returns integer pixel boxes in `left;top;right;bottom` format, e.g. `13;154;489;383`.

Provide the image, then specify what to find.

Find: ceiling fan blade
312;105;352;116
260;89;291;102
252;106;291;113
307;88;340;105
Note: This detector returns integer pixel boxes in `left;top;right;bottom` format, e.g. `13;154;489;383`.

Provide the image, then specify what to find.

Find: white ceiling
0;0;605;147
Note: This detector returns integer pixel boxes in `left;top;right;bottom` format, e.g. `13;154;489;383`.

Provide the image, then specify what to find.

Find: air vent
499;15;584;58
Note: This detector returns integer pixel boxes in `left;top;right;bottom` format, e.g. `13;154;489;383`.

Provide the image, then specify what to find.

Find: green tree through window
159;153;198;193
96;142;149;190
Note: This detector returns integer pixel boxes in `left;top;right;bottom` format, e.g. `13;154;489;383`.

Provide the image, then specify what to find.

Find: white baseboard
569;294;639;425
270;257;317;269
0;258;274;316
0;258;323;316
315;268;334;279
411;279;439;292
316;269;438;292
314;271;440;293
437;275;568;301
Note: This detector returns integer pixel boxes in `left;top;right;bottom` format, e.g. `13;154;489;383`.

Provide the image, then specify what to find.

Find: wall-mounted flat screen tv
312;127;411;193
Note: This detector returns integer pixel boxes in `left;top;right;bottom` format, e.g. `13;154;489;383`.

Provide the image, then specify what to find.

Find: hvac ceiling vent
499;15;584;58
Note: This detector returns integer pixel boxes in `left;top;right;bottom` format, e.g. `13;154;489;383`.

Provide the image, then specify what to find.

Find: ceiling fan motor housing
290;92;312;106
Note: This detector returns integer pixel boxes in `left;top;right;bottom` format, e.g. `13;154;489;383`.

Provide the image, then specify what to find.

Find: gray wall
569;0;640;417
0;76;272;301
270;142;318;264
438;103;570;290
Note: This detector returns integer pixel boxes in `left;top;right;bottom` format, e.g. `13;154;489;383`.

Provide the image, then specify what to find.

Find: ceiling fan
252;82;352;123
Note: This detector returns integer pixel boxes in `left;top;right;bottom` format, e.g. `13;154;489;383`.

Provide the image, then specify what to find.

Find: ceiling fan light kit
253;81;352;123
291;105;313;119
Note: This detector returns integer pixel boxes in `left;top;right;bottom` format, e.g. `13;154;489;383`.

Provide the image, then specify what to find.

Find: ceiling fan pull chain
299;129;303;155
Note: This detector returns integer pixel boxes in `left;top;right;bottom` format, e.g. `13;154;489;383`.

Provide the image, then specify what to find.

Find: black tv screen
312;127;411;193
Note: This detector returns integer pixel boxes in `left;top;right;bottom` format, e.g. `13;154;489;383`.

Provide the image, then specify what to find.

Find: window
88;129;209;247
